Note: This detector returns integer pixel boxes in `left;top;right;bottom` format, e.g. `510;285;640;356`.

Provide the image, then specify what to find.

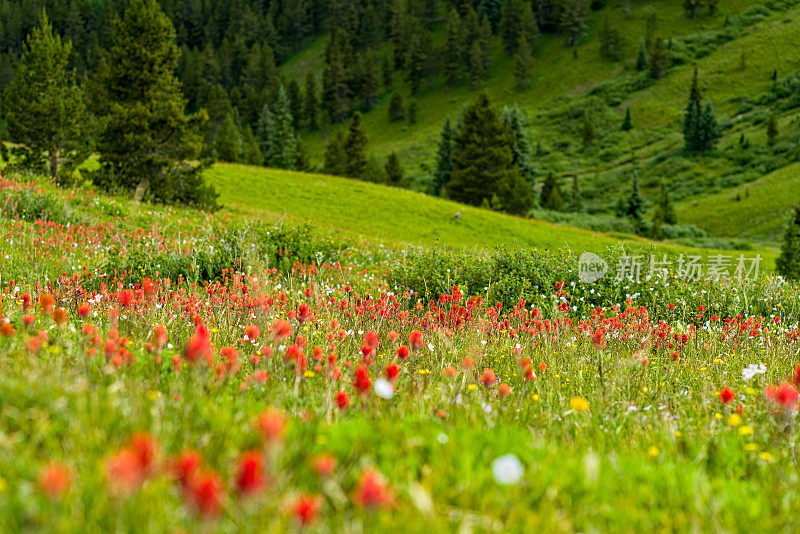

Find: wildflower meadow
1;173;800;532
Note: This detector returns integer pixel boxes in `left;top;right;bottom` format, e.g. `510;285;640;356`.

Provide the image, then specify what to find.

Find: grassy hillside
676;162;800;241
204;162;777;267
279;0;800;244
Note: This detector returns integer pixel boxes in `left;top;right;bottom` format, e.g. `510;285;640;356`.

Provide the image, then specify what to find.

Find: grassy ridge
204;163;778;267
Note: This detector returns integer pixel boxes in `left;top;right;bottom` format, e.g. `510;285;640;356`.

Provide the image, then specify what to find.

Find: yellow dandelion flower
647;446;660;457
467;384;478;391
531;394;539;401
727;414;742;427
570;397;589;412
738;425;753;436
714;412;723;420
760;452;773;462
304;371;315;378
744;443;758;452
674;430;682;438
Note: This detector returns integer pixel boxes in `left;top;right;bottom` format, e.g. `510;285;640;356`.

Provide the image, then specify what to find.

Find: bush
0;188;78;225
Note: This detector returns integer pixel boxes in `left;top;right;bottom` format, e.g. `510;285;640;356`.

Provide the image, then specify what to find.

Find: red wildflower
793;364;800;388
480;368;497;387
297;303;310;324
184;325;212;366
270;319;293;341
170;450;202;489
444;365;458;378
353;468;393;508
38;462;72;498
186;470;224;518
765;382;800;411
255;408;287;442
353;365;372;395
245;324;260;341
142;278;155;296
409;330;423;351
151;325;168;351
396;345;410;360
105;448;145;494
311;454;337;477
364;330;380;348
385;363;400;381
335;390;350;410
292;494;321;525
130;432;158;476
118;290;134;308
39;293;55;313
235;451;266;495
717;387;735;404
77;303;90;318
498;383;512;399
592;329;606;349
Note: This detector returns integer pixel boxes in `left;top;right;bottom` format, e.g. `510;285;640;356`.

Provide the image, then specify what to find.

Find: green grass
676;161;800;241
204;162;778;268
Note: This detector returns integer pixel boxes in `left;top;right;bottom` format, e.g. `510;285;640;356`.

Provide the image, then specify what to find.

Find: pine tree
648;37;670;79
501;106;535;185
501;0;523;54
568;173;583;212
598;16;622;61
361;49;378;111
520;2;540;47
93;0;215;209
652;181;676;225
408;101;419;124
468;40;484;88
443;10;464;87
433;116;456;197
388;93;405;121
767;114;778;147
447;93;532;214
478;15;493;75
287;78;303;131
382;57;393;89
385;151;404;185
622;107;633;131
2;11;91;180
539;173;564;211
776;206;800;281
267;85;299;170
683;0;703;19
684;69;719;152
323;131;347;176
635;41;649;71
405;32;430;95
304;72;318;130
256;103;274;160
514;35;534;89
241;125;264;166
214;113;241;162
343;112;369;179
560;0;588;47
480;0;503;34
625;170;645;231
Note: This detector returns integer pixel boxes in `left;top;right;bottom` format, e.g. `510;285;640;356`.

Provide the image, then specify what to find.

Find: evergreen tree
360;49;378;111
256;103;274;160
447;93;532;214
540;173;564;211
388;93;405;121
652;181;676;225
382;57;393;89
408;101;419;124
520;2;540;48
501;106;535;185
468;40;484;88
304;72;318;130
684;69;719;152
214;112;241;162
287;78;303;131
625;170;645;231
635;41;649;71
683;0;703;19
385;151;404;185
568;173;582;212
480;0;503;34
621;107;633;131
776;206;800;281
2;11;90;180
767;114;778;147
514;35;534;89
580;114;595;148
560;0;588;47
241;125;264;165
93;0;215;209
267;85;299;170
405;32;430;95
648;37;670;79
598;16;623;61
323;131;347;176
433;116;456;196
343;112;369;179
443;10;464;87
478;15;493;75
501;0;523;54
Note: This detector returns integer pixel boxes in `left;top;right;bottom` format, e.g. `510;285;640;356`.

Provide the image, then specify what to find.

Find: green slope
204;163;777;267
676;162;800;242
